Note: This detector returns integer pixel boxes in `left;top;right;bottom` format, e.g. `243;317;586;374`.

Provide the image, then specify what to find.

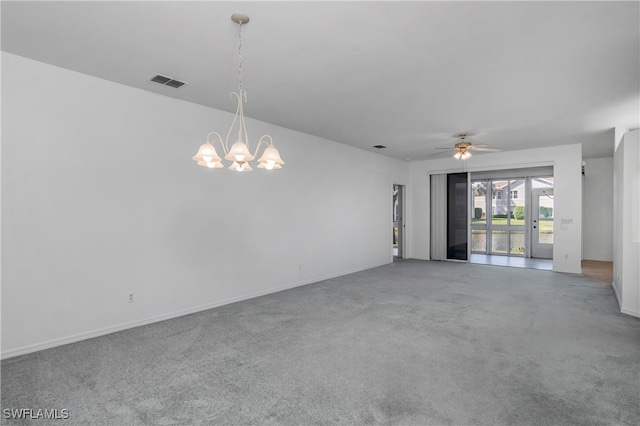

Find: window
494;191;502;200
510;190;518;199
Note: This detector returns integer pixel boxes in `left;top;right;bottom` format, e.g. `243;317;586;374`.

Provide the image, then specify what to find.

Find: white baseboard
1;262;389;360
620;307;640;318
612;280;623;307
552;267;582;274
611;281;640;318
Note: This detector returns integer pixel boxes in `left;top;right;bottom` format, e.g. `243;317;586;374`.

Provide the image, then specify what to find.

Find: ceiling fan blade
434;147;456;150
469;146;502;152
429;151;452;157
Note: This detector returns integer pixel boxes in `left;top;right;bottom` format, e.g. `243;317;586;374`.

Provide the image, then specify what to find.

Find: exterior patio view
472;177;554;257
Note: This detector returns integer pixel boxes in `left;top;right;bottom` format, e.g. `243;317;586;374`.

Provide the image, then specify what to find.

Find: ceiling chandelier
192;12;284;172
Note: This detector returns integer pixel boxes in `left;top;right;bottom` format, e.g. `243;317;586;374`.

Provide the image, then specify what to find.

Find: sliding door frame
447;172;469;261
470;167;554;259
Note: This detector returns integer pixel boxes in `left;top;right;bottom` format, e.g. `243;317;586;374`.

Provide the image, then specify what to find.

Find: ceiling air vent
150;74;187;88
373;145;387;149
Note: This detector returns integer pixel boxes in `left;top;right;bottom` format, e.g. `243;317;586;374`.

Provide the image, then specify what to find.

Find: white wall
582;157;614;261
407;144;584;274
612;129;640;317
1;53;408;358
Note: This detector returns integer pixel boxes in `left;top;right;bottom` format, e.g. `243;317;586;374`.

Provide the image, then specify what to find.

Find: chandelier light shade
257;144;285;169
192;143;224;168
192;12;284;172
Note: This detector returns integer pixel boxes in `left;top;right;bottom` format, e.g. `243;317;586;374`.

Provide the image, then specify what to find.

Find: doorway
393;184;404;258
531;187;554;258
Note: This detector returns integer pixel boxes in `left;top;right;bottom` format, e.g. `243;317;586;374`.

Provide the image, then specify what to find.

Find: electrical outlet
128;292;135;303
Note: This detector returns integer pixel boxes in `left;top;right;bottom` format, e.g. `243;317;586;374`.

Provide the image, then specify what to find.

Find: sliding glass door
431;172;470;262
472;178;526;256
491;179;525;255
471;172;555;259
447;173;468;260
471;181;489;253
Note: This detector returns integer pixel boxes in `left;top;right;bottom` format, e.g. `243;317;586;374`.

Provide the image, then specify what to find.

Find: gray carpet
2;260;639;425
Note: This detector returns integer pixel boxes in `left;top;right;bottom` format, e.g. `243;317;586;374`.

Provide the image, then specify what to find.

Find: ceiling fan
431;134;502;160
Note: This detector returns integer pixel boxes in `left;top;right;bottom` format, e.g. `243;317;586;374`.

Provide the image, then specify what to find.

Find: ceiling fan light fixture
453;150;472;160
451;133;500;160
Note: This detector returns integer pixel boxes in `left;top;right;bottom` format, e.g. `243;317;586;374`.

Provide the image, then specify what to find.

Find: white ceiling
2;1;638;160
